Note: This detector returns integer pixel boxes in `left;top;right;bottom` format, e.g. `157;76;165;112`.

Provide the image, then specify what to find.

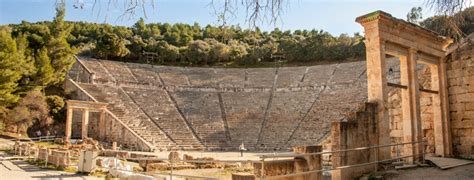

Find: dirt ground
380;164;474;180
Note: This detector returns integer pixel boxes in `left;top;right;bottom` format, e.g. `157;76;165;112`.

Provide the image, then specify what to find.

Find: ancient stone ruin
62;10;474;180
65;56;371;151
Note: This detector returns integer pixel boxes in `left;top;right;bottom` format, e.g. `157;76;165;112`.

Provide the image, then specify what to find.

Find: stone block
422;120;433;130
449;95;458;103
463;111;474;120
421;114;433;122
460;137;474;146
232;173;256;180
390;130;403;137
451;119;474;128
458;93;474;103
168;151;180;161
466;103;474;111
454;145;473;156
38;148;50;161
139;159;164;169
448;77;461;86
450;103;466;112
420;97;432;106
453;129;472;137
253;160;296;178
449;86;468;95
49;150;70;167
146;163;169;172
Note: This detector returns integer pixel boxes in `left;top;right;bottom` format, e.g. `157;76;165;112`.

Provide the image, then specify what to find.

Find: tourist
239;143;246;157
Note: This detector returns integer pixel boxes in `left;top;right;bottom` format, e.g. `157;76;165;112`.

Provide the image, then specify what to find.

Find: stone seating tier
71;58;374;150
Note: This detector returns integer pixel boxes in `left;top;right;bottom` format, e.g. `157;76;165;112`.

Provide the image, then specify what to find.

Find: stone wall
331;102;377;180
68;57;93;83
38;148;71;167
250;146;322;180
447;37;474;159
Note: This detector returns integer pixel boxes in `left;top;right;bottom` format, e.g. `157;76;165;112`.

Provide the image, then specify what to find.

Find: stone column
431;61;452;157
81;109;90;139
400;48;423;163
98;110;106;141
365;33;390;160
65;107;73;143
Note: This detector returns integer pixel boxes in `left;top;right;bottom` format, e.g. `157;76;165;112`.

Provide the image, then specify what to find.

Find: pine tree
48;2;75;85
34;47;55;87
0;29;23;106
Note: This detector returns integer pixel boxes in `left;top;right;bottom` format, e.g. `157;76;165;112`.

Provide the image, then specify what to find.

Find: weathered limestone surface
170;91;229;148
124;87;204;150
331;103;377;180
276;67;307;88
74;83;174;150
446;36;474;159
260;91;318;148
251;146;322;180
69;58;373;150
222;92;270;148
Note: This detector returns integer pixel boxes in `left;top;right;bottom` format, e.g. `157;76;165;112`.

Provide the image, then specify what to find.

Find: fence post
260;157;265;180
44;149;48;168
374;146;378;172
396;144;400;162
170;157;173;180
421;140;425;165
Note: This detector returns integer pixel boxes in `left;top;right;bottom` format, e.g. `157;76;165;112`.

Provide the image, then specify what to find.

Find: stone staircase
123;87;205;150
78;83;177;150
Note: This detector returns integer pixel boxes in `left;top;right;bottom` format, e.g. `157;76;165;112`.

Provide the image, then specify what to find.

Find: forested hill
66;20;366;67
9;7;473;68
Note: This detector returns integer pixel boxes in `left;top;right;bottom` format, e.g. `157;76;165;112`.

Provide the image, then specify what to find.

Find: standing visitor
239;143;246;157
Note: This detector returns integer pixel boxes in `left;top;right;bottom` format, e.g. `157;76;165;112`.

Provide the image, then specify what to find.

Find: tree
421;7;474;40
0;29;24;106
6;90;52;134
95;32;130;59
48;2;75;84
33;47;55;86
207;39;230;63
407;7;423;24
147;41;181;63
185;40;211;64
46;95;65;122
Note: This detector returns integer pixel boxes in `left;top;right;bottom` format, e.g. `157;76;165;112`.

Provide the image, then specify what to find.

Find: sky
0;0;434;35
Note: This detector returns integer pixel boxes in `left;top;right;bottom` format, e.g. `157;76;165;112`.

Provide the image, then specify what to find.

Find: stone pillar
400;49;423;163
81;109;90;139
293;146;322;180
365;31;390;160
430;61;452;157
98;110;106;141
65;107;73;143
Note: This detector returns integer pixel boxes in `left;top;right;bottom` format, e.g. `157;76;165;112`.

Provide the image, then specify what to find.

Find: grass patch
34;142;61;149
64;166;78;173
89;169;109;177
25;159;75;172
